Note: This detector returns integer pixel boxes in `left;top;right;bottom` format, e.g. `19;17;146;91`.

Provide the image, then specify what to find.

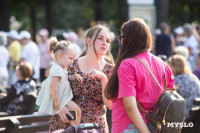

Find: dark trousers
106;109;112;132
40;69;46;82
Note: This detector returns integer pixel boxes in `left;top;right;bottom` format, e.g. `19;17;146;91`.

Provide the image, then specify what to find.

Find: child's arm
69;74;83;84
50;76;60;111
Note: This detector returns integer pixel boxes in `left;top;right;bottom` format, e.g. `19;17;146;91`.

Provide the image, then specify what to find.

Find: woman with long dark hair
105;18;174;133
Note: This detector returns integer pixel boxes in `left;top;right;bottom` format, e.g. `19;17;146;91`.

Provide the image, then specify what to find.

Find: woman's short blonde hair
168;54;191;75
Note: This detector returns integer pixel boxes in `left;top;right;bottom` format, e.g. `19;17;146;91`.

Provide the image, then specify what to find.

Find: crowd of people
0;18;200;133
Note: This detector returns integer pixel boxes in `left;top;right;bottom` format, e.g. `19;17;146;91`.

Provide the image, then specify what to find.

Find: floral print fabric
49;59;113;133
174;73;200;120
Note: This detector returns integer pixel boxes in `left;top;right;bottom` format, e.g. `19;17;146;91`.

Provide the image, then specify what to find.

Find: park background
0;0;200;58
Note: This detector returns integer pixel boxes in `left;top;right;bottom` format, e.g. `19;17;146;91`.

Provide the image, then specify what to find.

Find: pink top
112;51;174;133
38;40;52;69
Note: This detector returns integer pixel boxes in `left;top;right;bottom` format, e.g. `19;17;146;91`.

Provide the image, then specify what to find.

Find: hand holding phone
66;110;77;121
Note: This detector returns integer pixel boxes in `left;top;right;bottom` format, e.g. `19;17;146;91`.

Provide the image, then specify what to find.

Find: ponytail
79;47;88;57
49;36;58;55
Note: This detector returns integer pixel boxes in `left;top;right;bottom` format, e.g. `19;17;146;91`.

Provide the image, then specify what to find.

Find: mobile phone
66;110;77;121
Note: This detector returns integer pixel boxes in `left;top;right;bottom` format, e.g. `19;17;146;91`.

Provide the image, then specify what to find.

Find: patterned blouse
0;79;36;115
49;59;113;133
174;73;200;120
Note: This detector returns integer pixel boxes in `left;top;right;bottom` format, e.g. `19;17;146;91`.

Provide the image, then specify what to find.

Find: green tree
0;0;11;31
168;0;200;29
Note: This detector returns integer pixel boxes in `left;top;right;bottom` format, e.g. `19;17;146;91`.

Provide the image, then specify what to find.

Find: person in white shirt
0;32;10;92
18;30;40;81
6;30;21;85
183;24;199;56
37;29;52;82
183;23;199;71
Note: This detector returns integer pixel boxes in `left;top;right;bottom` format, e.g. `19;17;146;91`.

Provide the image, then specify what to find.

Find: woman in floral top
49;25;114;133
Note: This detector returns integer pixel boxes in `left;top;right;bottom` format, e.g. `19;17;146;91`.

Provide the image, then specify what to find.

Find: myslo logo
167;122;193;128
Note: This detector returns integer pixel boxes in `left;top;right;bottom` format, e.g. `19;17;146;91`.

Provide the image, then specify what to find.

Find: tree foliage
8;0;128;32
168;0;200;28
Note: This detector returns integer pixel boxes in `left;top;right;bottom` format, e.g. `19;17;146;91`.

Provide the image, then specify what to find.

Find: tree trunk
30;4;36;42
45;0;52;36
121;0;128;22
188;2;195;23
0;0;10;31
95;0;107;22
155;0;170;27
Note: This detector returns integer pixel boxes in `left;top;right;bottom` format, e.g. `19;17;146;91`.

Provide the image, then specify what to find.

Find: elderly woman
169;54;200;120
0;62;36;115
0;32;9;93
174;45;195;70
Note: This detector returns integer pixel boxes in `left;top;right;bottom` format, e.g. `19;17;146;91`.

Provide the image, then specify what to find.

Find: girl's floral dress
49;59;113;133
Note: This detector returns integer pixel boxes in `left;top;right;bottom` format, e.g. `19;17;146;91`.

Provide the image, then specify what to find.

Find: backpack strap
133;57;166;116
162;61;176;92
133;57;175;116
136;101;149;115
163;63;167;90
133;57;163;92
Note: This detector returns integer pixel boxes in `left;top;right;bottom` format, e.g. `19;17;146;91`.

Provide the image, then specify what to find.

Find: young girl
36;37;82;125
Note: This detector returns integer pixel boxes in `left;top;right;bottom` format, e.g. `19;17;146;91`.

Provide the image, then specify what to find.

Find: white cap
6;30;19;40
18;30;31;39
174;26;184;34
63;32;78;42
38;28;49;37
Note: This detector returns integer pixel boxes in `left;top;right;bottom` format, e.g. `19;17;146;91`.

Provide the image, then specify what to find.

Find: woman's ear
86;37;91;47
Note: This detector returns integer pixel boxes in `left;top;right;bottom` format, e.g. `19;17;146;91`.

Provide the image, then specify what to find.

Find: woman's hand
87;69;106;80
74;74;84;84
58;106;73;123
87;69;112;109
